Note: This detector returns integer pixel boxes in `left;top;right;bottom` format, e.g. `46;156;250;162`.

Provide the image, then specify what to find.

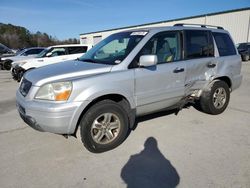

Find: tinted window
185;30;214;59
213;32;236;56
138;31;181;64
0;45;9;53
237;43;247;49
25;49;44;55
247;45;250;50
68;47;88;54
0;46;6;53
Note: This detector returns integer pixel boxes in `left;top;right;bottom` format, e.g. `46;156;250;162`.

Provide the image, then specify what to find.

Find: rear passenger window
213;32;236;56
185;30;214;59
68;47;88;54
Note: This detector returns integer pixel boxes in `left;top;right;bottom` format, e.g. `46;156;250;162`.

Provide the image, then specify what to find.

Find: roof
50;44;92;47
25;47;46;50
80;7;250;36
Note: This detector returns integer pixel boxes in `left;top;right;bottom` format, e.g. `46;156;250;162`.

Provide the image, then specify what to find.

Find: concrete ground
0;62;249;188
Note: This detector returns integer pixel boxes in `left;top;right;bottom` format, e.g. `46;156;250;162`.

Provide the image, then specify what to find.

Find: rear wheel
242;54;249;61
78;100;129;153
199;80;230;115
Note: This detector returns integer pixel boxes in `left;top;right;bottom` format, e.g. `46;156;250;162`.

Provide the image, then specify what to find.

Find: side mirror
139;55;157;67
46;52;52;57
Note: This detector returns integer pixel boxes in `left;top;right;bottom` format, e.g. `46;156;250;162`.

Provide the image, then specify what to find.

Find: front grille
19;78;32;97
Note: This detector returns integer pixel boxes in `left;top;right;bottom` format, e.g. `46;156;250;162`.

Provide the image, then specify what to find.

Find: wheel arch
213;76;232;89
73;94;136;136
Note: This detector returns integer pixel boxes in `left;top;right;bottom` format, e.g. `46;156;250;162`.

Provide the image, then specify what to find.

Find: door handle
207;62;216;68
173;67;184;73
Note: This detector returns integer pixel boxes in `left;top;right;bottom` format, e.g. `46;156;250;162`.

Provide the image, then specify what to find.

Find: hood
6;55;36;62
24;60;113;86
12;57;37;67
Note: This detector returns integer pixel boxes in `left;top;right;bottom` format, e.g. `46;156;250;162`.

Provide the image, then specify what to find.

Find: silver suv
16;24;242;153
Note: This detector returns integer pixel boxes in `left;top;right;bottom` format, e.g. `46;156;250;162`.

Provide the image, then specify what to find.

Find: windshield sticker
130;31;148;36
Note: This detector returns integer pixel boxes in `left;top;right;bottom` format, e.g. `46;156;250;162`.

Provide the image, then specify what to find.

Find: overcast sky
0;0;249;39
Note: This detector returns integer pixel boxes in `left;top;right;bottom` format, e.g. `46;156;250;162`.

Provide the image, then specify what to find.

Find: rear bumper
16;90;84;134
231;74;243;91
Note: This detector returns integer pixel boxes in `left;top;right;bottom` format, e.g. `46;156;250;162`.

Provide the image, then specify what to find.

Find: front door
133;31;186;115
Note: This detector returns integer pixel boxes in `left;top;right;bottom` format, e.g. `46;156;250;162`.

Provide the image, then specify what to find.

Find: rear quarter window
212;32;236;56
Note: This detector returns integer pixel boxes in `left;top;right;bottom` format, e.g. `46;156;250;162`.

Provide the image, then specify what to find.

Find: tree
0;23;79;49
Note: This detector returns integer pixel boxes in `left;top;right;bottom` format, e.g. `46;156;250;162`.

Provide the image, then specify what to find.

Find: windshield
16;49;27;56
79;31;147;65
36;48;51;58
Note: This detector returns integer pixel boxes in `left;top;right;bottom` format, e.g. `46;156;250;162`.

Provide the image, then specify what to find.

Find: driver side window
137;31;181;65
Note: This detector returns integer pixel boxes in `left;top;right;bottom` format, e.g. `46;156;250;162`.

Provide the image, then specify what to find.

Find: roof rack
174;23;224;30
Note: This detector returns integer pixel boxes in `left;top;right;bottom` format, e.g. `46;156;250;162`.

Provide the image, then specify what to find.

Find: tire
199;80;230;115
17;70;24;82
3;60;12;70
242;55;249;61
78;100;129;153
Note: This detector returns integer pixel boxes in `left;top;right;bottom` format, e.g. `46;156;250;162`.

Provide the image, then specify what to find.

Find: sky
0;0;249;40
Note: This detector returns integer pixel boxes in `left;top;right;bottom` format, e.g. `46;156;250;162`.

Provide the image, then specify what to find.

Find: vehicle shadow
121;137;180;188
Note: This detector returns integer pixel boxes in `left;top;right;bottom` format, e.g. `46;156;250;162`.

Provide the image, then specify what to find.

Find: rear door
134;31;186;114
183;29;216;94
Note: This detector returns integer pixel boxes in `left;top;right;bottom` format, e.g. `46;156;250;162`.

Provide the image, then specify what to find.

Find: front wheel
78;100;129;153
199;80;230;115
3;60;12;70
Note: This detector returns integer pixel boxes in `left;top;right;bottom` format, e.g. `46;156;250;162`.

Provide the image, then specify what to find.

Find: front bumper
16;90;84;134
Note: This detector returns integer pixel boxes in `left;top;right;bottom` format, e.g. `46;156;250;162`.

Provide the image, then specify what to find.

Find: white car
12;44;92;81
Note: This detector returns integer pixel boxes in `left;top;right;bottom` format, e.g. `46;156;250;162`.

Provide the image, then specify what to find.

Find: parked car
0;43;15;69
16;24;242;153
0;43;15;55
0;47;45;70
11;44;92;81
237;42;250;61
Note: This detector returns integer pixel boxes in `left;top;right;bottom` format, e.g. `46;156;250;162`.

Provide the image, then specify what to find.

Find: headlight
35;81;72;101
